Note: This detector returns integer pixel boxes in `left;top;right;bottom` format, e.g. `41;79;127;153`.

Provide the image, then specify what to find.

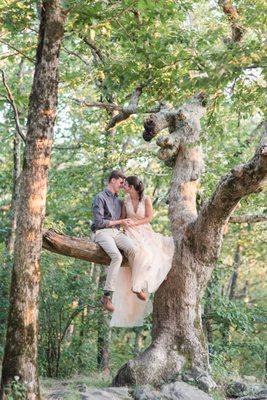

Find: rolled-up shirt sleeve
92;195;110;229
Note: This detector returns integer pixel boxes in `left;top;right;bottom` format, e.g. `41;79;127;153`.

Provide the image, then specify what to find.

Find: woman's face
123;181;131;193
124;180;138;194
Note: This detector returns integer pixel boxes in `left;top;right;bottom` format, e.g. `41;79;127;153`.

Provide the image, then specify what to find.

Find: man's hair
108;170;125;182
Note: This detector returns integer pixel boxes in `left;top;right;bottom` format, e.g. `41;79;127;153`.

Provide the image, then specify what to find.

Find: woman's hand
121;218;136;227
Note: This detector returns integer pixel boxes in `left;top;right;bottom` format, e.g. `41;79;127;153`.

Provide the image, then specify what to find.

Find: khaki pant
93;228;136;291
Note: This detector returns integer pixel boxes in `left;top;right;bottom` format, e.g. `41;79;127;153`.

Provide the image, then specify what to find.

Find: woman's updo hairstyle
126;176;144;201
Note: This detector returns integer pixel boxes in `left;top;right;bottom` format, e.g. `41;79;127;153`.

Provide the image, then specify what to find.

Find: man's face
111;177;124;193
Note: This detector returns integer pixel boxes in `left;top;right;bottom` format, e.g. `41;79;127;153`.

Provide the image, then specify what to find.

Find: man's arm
92;196;133;229
92;195;111;229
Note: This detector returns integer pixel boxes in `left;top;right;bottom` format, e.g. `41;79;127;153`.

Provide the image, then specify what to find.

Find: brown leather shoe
135;290;147;301
101;295;115;312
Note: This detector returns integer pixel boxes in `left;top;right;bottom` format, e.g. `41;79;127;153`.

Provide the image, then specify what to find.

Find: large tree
42;99;267;385
0;1;66;399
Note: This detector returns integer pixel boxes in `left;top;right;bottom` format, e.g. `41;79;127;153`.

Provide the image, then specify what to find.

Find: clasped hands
121;218;136;227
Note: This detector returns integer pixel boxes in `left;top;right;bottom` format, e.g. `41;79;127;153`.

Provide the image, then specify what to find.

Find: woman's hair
125;176;144;201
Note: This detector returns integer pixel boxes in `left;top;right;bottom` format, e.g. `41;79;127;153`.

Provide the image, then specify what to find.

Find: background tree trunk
0;2;66;399
7;60;25;254
96;270;111;375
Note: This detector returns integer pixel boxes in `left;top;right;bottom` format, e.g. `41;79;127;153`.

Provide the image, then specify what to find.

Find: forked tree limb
193;125;267;262
105;86;143;130
71;86;144;131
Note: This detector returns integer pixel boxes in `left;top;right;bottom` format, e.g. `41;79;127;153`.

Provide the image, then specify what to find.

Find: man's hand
121;218;136;227
107;218;136;228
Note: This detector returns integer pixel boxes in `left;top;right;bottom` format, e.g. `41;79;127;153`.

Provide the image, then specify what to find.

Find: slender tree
0;1;66;399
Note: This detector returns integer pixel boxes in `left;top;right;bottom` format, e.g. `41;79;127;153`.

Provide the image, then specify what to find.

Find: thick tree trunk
113;96;209;385
0;2;65;399
112;98;267;386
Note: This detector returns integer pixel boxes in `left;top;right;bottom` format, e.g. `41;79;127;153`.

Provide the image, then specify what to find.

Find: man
91;170;139;312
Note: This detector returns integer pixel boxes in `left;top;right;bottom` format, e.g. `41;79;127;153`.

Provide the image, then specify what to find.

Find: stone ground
41;375;219;400
39;374;267;400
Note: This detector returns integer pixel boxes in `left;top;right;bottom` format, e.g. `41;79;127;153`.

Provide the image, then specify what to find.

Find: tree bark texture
42;229;129;265
0;2;65;399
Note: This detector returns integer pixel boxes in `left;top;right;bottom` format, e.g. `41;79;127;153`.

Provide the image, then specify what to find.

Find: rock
130;385;159;400
242;376;258;384
239;396;267;400
131;381;214;400
226;381;267;399
81;386;131;400
46;389;74;399
249;385;267;396
238;384;267;400
182;367;217;393
226;381;248;397
197;375;217;393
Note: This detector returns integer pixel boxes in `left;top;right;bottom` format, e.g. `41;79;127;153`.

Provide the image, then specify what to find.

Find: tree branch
42;229;128;265
83;37;105;63
229;213;267;224
62;46;92;69
0;69;26;142
60;303;91;344
71;96;161;116
105;86;143;131
192;123;267;262
70;97;122;112
0;39;35;63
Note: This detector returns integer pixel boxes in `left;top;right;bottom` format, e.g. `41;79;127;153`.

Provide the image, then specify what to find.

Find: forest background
0;0;266;392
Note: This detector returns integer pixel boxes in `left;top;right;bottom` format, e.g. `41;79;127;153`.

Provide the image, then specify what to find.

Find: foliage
3;377;27;400
0;0;266;382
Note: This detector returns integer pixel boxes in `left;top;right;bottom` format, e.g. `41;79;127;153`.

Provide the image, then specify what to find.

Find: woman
110;176;174;327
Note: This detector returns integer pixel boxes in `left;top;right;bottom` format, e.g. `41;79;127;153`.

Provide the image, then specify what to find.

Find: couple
91;170;174;327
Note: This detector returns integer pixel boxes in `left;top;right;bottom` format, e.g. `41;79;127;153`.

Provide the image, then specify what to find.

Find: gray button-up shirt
91;188;122;232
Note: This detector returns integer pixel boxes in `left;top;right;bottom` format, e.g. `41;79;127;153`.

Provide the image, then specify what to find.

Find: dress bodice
124;194;147;220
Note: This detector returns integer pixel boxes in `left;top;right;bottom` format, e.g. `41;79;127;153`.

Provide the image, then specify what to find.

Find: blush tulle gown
110;194;174;327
